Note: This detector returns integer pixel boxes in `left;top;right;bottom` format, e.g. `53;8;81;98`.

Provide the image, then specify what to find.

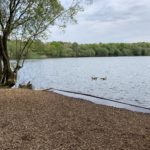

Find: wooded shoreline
0;88;149;149
8;41;150;59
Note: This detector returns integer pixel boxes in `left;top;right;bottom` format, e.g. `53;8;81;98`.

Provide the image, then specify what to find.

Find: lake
16;57;150;112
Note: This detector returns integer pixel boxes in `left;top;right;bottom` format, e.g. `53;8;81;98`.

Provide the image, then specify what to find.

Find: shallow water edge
50;90;150;114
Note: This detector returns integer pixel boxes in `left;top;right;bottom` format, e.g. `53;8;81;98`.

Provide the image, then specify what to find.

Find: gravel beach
0;89;149;150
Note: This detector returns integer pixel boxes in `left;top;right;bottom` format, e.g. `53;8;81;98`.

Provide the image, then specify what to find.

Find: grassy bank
0;89;149;149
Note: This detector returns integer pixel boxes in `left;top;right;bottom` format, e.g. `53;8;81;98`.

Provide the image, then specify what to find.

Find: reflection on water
16;57;150;109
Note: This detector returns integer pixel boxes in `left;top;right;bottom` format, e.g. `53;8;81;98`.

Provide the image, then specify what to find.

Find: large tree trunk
0;35;16;87
0;58;2;82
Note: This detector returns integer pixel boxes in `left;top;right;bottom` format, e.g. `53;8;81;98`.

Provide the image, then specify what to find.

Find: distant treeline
8;40;150;59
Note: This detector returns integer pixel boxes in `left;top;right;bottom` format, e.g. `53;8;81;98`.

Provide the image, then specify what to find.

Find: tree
0;0;81;86
72;42;79;56
114;49;122;56
94;47;108;56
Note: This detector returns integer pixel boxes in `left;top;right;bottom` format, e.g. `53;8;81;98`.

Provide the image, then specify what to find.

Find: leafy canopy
0;0;81;39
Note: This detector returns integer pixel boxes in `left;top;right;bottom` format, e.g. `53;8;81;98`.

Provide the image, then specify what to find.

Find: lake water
16;57;150;112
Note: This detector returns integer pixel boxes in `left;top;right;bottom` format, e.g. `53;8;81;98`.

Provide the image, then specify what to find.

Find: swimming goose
91;77;98;80
100;77;107;80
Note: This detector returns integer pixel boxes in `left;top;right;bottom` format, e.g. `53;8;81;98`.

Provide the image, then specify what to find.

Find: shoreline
49;89;150;113
0;89;149;149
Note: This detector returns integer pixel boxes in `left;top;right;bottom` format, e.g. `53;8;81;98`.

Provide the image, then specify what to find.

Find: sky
48;0;150;43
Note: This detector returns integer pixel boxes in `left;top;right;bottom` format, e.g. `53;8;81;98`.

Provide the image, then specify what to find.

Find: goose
91;77;98;80
100;77;107;80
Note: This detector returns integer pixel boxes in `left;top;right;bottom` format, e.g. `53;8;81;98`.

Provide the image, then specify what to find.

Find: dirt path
0;89;149;150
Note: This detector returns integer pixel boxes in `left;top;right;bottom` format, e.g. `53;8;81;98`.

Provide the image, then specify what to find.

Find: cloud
48;0;150;43
82;0;150;22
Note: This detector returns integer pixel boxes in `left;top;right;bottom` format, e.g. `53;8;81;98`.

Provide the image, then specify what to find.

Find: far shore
0;88;149;149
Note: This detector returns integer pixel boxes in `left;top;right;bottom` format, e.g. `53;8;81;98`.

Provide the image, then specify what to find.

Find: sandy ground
0;89;149;150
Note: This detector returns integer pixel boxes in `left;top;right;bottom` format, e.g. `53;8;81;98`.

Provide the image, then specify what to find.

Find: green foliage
7;40;150;59
94;47;108;56
0;0;81;63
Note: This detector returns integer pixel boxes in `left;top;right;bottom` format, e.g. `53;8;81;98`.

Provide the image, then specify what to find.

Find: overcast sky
48;0;150;43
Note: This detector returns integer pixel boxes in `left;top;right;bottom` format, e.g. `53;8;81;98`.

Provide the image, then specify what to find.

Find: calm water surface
16;57;150;110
